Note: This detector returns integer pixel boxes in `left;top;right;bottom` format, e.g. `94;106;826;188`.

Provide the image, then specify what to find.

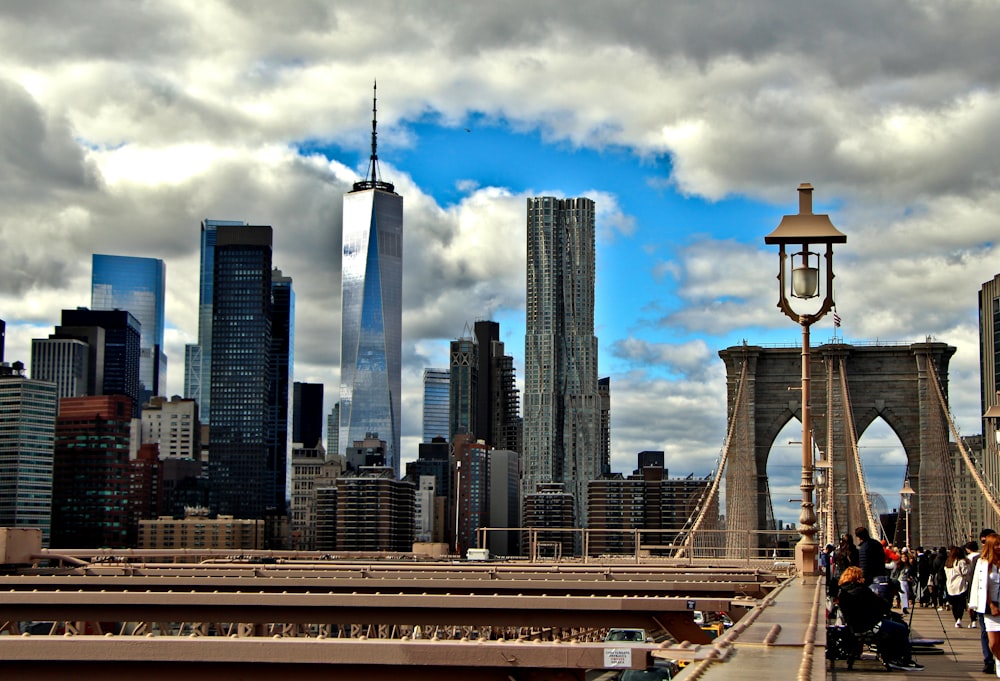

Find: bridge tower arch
719;341;956;550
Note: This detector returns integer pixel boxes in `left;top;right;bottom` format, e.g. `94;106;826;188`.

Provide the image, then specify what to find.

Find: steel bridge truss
0;559;779;680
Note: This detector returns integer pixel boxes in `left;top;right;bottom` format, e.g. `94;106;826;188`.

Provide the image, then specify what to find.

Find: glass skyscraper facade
422;368;450;442
208;225;275;519
339;181;403;475
185;219;246;423
270;268;294;510
92;254;166;407
523;197;601;528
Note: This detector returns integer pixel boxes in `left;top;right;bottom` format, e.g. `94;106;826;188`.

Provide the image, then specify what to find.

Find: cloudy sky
3;1;999;519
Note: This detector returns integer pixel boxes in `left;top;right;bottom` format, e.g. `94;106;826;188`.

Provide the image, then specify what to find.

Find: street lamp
765;183;847;576
899;479;915;549
815;456;833;547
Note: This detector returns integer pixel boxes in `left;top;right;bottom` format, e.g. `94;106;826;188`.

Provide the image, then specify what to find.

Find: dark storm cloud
0;2;190;63
0;80;100;199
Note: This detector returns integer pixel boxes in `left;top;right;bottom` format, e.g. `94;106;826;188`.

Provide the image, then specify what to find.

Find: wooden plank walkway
828;604;993;679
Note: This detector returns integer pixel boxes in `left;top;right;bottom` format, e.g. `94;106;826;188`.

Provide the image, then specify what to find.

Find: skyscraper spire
354;81;395;193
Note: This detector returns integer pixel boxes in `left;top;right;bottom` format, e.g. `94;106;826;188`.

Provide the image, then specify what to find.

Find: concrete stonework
719;341;956;549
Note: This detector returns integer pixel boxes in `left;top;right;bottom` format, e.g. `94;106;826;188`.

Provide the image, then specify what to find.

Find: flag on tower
833;309;841;328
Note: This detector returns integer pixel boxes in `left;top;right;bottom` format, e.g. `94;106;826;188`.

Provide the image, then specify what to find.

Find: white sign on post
604;647;632;668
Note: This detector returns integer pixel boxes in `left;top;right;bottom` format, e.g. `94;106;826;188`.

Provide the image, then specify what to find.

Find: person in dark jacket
916;546;931;606
837;566;923;670
830;534;859;598
931;546;948;609
855;526;886;585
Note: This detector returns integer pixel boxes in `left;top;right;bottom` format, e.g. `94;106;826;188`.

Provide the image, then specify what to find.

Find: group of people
822;527;1000;675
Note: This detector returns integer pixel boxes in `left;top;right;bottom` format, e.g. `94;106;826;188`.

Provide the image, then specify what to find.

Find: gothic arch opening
766;419;808;532
856;417;908;542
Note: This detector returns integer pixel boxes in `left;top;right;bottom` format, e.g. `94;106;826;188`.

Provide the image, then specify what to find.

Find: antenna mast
353;81;395;193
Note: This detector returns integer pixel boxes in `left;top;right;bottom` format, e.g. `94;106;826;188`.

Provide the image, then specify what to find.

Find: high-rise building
270;267;294;511
522;197;601;528
422;368;450;442
474;321;522;453
599;377;611;476
452;433;488;555
405;437;451;545
327;403;339;455
293;382;324;448
30;337;89;400
450;334;477;440
979;274;1000;529
141;396;199;460
0;362;57;544
53;308;142;416
341;467;414;552
289;442;326;550
521;483;575;558
413;475;438;544
129;443;162;541
51;395;133;548
208;224;276;519
185;219;247;422
487;449;520;557
91;254;167;406
587;462;714;557
339;89;403;475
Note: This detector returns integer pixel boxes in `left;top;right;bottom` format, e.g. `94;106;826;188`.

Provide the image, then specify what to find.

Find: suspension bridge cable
925;351;1000;519
837;357;881;538
673;356;748;558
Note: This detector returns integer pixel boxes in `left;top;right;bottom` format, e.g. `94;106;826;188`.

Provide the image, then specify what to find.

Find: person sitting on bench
837;566;924;671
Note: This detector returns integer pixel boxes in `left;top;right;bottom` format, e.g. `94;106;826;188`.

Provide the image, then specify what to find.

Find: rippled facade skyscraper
522;197;601;528
339;89;403;476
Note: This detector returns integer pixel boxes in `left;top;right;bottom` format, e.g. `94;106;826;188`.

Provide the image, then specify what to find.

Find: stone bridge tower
718;341;956;550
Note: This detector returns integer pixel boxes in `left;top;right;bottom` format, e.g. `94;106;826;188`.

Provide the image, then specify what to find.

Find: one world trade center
339;85;403;475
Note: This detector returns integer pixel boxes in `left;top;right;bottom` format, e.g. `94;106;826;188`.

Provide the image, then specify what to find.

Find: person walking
970;529;997;674
892;549;914;614
916;546;932;607
931;546;948;609
945;544;972;627
969;532;1000;678
830;533;859;599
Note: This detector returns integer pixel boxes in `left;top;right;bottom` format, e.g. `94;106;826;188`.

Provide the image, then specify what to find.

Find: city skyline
4;3;1000;511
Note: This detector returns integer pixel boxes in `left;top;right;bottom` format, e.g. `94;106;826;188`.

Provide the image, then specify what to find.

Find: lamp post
815;455;833;547
765;183;846;576
899;480;915;549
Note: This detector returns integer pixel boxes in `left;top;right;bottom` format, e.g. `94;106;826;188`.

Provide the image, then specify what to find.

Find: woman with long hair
969;533;1000;677
945;544;972;626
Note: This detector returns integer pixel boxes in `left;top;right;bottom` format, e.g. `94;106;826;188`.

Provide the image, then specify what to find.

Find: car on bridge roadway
604;628;650;643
